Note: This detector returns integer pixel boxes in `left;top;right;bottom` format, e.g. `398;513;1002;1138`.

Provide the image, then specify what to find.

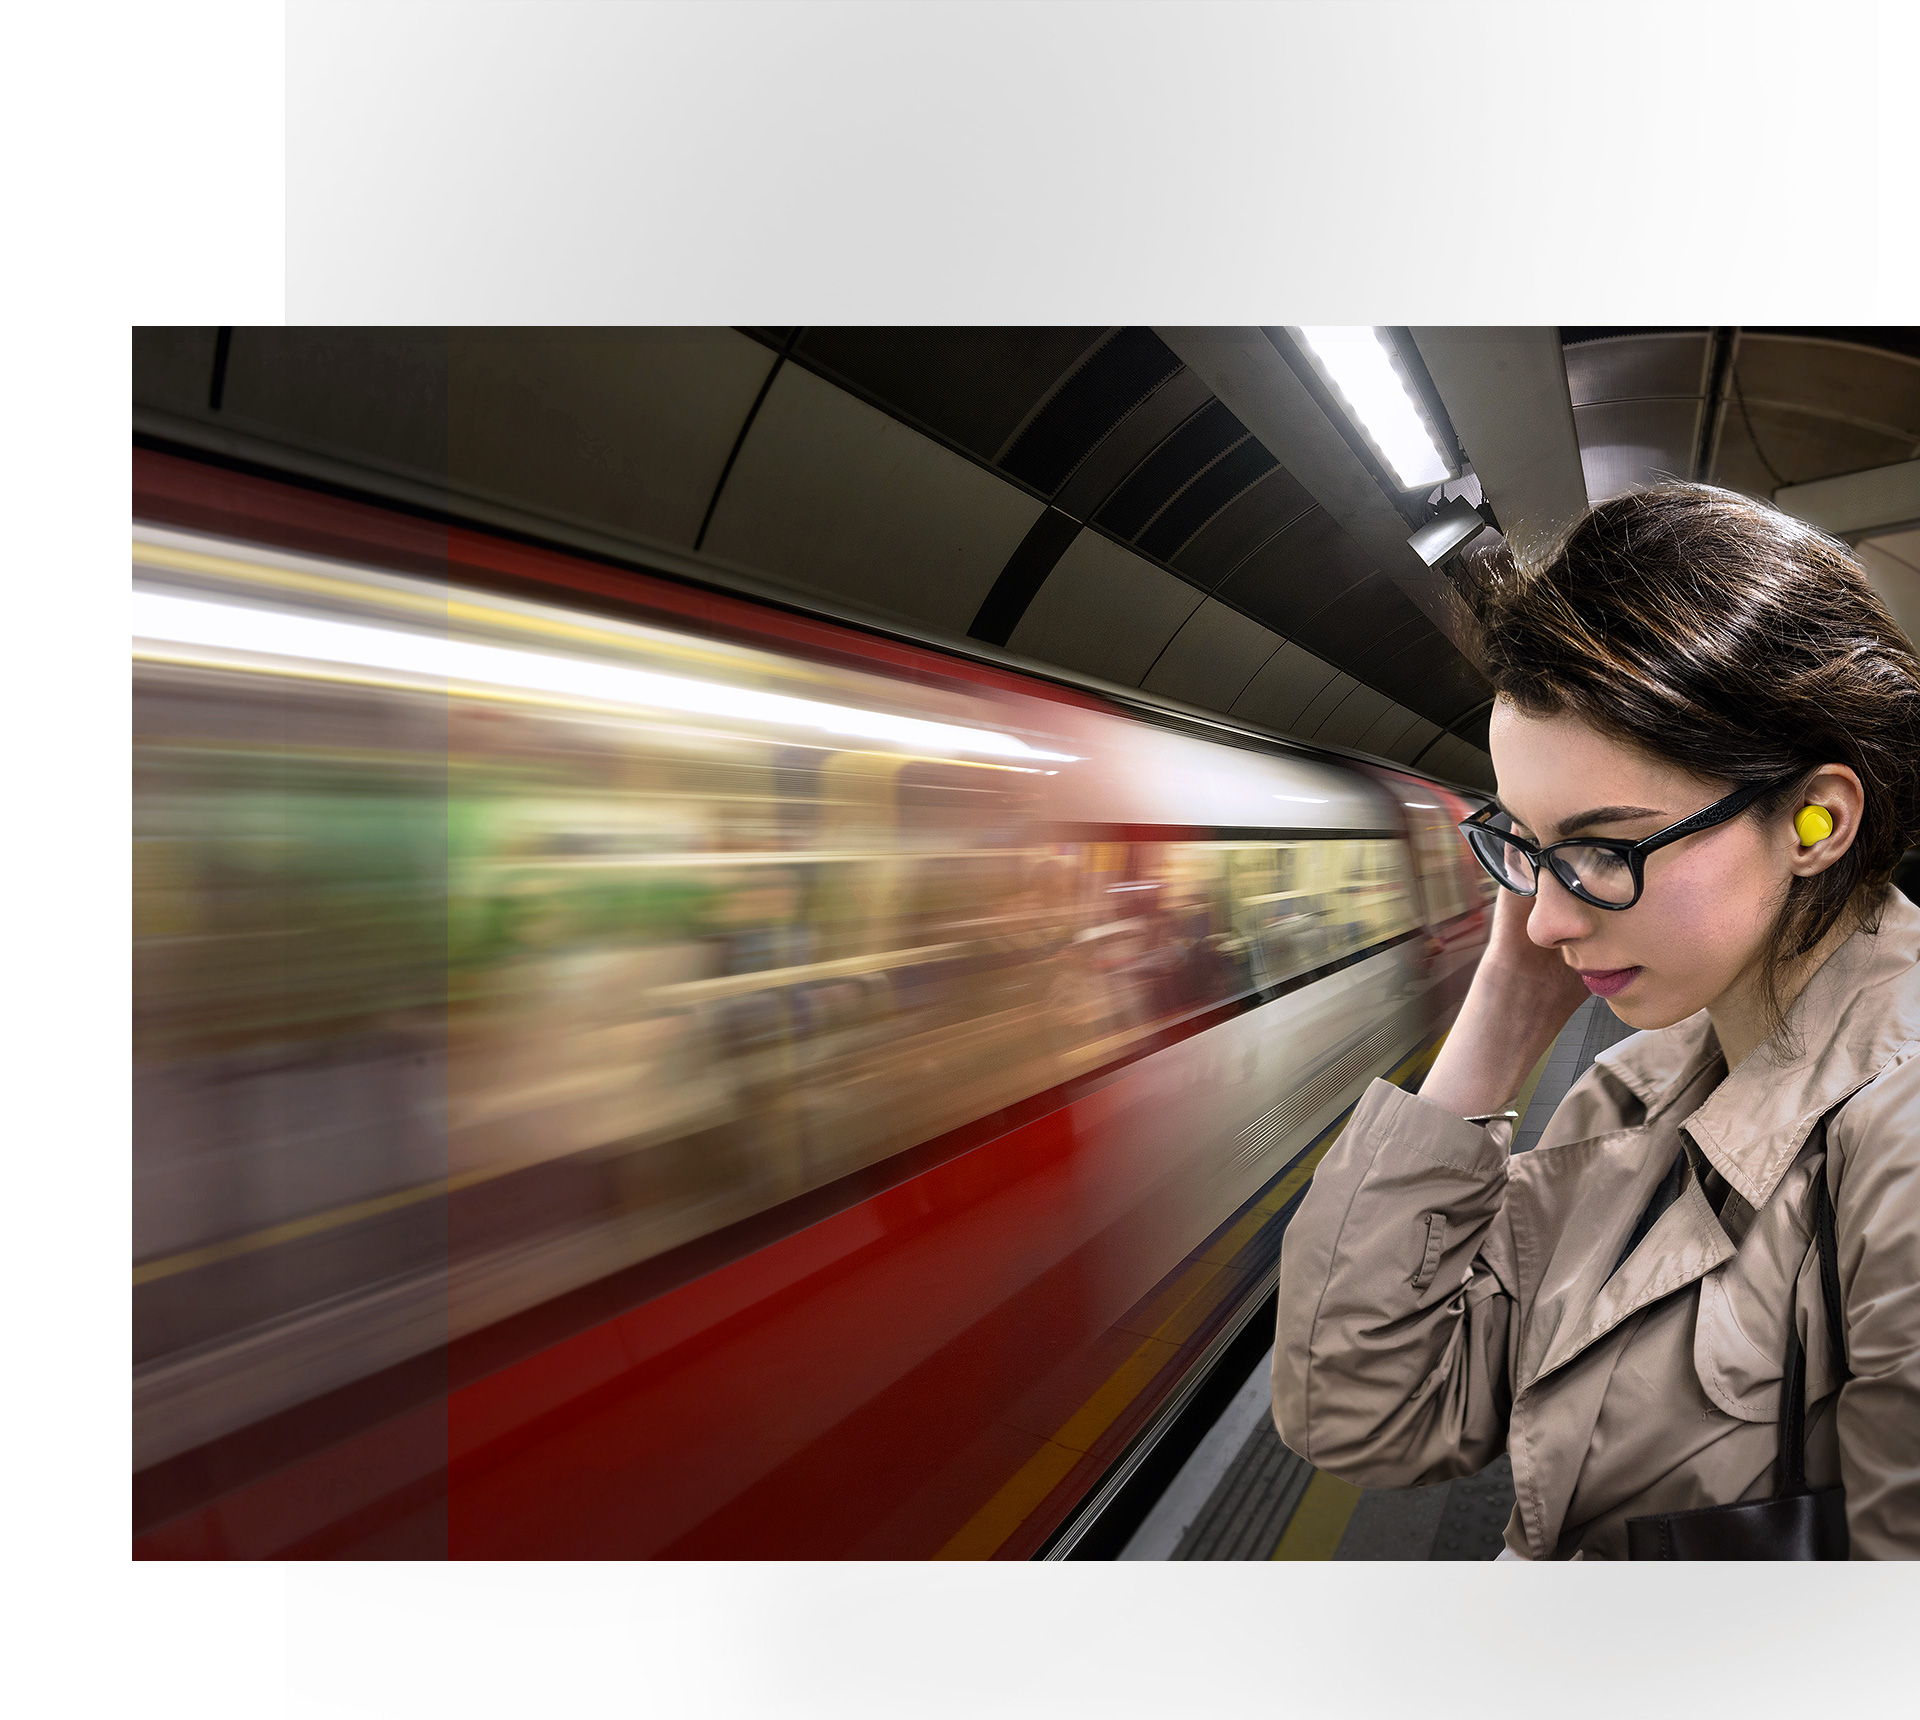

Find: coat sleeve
1272;1076;1521;1487
1827;1046;1920;1559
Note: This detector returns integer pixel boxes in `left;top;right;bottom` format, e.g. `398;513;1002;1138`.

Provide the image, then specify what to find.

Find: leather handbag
1625;1132;1850;1560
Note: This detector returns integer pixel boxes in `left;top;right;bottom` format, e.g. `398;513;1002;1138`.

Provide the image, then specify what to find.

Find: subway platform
1121;994;1637;1560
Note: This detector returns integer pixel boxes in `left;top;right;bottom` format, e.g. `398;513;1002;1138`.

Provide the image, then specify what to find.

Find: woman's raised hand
1419;886;1592;1120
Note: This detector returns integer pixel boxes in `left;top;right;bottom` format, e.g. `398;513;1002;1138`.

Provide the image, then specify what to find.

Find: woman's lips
1577;966;1642;997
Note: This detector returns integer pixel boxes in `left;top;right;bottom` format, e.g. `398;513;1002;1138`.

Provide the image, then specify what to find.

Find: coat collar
1505;891;1920;1558
1589;888;1920;1213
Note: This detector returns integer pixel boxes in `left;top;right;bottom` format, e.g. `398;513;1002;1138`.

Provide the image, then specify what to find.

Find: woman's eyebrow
1556;804;1665;838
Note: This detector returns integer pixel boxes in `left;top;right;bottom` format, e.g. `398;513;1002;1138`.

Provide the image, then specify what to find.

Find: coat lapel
1499;891;1920;1557
1679;889;1920;1211
1534;1177;1733;1383
1510;1036;1725;1395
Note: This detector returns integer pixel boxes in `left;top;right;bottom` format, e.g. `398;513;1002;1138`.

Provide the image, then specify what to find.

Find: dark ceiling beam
1407;328;1590;561
1152;326;1471;654
1695;328;1736;482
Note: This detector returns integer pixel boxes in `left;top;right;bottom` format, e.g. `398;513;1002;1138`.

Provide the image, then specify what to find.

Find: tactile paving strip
1170;1417;1313;1560
1426;1454;1516;1559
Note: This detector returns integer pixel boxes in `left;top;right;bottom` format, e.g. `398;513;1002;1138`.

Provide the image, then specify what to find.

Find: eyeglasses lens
1467;819;1535;894
1548;844;1638;906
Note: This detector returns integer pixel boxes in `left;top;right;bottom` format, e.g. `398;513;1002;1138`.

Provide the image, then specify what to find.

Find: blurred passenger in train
1275;484;1920;1559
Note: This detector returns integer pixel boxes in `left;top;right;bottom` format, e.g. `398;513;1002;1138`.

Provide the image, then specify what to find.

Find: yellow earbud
1794;804;1834;845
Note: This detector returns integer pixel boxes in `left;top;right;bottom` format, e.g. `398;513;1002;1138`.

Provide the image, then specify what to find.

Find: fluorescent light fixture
1296;327;1453;491
1407;495;1490;566
133;590;1079;764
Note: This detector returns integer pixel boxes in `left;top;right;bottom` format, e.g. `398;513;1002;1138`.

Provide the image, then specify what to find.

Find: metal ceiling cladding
1138;600;1284;709
1166;463;1318;591
1051;367;1218;524
1004;531;1208;688
1094;398;1252;541
790;326;1110;468
1561;329;1920;512
1213;506;1396;644
1137;436;1282;566
996;327;1187;496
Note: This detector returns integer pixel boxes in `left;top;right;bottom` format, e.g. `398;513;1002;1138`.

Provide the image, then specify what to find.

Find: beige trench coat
1274;887;1920;1559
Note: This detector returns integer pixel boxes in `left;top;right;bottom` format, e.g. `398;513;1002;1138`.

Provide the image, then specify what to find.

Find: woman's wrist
1419;955;1584;1119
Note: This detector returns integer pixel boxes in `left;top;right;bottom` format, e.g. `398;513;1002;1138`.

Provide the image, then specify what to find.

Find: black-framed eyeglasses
1458;773;1801;910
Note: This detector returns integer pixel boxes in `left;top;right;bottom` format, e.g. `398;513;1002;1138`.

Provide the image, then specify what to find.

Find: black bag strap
1815;1162;1851;1385
1775;1112;1851;1499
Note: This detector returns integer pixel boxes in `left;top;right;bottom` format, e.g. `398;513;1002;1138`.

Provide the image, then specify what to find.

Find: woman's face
1487;703;1811;1032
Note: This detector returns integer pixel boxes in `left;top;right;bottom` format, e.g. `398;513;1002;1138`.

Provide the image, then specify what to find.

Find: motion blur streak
131;469;1491;1559
133;586;1079;763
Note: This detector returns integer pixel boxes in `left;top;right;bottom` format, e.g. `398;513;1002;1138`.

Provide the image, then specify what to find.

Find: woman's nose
1526;866;1593;947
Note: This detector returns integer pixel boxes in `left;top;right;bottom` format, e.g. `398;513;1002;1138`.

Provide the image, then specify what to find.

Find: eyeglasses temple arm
1634;777;1784;853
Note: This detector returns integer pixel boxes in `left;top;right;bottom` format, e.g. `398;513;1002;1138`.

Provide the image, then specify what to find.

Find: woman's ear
1786;764;1866;877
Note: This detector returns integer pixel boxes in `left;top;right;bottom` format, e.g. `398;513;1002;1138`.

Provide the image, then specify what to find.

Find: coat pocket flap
1693;1228;1835;1422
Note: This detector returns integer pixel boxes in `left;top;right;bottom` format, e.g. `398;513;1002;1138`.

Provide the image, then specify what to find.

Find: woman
1272;482;1920;1559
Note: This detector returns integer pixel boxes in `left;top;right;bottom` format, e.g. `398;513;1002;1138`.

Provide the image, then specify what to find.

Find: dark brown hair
1455;481;1920;1030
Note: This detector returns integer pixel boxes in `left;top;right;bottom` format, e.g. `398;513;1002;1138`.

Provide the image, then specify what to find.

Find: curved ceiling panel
1565;332;1709;408
1138;599;1283;710
1005;531;1200;687
791;326;1107;466
446;329;776;549
221;327;453;480
1859;531;1920;650
213;328;780;553
1712;396;1917;499
1309;682;1395;749
1167;462;1317;592
1292;670;1365;738
1094;399;1250;540
1052;366;1215;522
1422;733;1496;790
1732;335;1920;445
999;328;1186;495
1213;506;1378;636
1564;330;1920;512
703;362;1045;635
1351;701;1423;757
1379;713;1443;767
1575;398;1702;500
1229;641;1342;735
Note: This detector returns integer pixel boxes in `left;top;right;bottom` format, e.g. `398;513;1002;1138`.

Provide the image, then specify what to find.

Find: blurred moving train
132;449;1492;1558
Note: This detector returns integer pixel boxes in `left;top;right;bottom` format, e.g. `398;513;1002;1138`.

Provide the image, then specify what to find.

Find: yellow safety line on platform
1270;1470;1363;1560
1510;1040;1554;1139
936;1032;1446;1560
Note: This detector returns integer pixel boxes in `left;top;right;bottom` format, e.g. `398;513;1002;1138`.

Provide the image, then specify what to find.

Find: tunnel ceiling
1561;327;1920;504
132;326;1920;798
755;326;1495;777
